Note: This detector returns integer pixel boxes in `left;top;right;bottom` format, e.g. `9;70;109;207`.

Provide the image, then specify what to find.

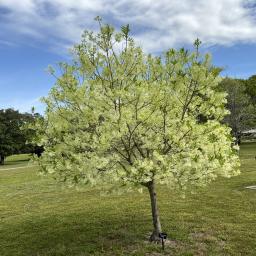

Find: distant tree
0;108;36;164
244;75;256;104
220;78;256;143
32;21;240;241
23;111;45;156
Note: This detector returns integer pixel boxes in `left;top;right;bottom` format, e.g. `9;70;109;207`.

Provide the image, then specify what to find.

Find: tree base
149;232;161;242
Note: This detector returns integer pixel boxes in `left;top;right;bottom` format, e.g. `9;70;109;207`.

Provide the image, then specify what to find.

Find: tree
23;111;45;156
32;20;240;241
0;108;39;164
220;78;256;143
0;109;31;164
244;75;256;104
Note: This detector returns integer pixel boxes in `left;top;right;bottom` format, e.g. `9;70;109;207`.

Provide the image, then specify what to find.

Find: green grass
0;143;255;255
0;154;32;168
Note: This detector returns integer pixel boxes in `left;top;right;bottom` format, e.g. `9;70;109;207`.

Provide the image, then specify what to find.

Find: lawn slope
0;144;255;255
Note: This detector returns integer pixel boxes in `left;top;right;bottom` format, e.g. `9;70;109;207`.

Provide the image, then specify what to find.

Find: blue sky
0;0;256;113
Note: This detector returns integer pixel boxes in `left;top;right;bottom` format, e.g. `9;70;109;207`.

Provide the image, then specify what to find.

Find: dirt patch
190;231;218;243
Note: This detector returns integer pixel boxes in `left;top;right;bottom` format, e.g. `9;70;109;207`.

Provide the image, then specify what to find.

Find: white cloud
0;39;16;47
1;0;256;52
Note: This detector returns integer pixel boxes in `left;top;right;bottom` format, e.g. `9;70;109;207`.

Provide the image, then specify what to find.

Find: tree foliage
244;74;256;104
0;108;36;164
32;22;240;240
220;78;256;142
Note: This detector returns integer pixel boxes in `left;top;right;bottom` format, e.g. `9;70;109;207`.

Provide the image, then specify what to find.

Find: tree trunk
147;179;162;242
237;133;241;145
0;155;5;165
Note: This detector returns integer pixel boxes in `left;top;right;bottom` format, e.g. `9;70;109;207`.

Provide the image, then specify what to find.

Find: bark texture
147;179;162;241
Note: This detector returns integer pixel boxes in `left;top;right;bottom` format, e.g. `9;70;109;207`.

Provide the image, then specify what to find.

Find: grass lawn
0;154;32;168
0;143;255;255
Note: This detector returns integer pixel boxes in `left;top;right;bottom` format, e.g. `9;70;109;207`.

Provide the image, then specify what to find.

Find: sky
0;0;256;113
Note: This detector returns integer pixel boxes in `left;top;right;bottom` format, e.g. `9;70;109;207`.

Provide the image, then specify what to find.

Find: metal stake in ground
159;232;167;250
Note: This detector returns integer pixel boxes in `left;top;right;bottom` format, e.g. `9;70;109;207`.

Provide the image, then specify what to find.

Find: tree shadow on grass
0;211;150;256
3;159;31;166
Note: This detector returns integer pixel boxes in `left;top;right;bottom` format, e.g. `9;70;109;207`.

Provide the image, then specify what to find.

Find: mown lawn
0;143;255;255
0;154;31;167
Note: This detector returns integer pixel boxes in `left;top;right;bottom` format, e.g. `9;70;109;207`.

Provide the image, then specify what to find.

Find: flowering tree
33;20;240;241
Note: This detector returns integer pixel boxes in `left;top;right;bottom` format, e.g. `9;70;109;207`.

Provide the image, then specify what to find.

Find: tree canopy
32;21;240;240
245;74;256;104
220;77;256;143
0;108;39;164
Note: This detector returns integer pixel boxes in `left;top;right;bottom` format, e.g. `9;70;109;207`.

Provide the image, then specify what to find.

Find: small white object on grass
245;186;256;190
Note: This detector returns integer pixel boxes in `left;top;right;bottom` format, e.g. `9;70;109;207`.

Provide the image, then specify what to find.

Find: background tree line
0;108;43;164
220;74;256;144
